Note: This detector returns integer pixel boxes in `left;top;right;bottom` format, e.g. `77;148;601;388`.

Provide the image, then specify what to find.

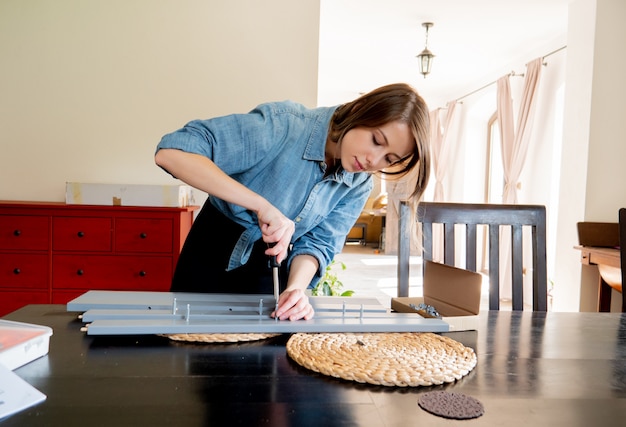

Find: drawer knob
13;229;21;236
139;270;147;277
76;269;84;276
77;231;85;238
140;232;148;239
13;268;21;275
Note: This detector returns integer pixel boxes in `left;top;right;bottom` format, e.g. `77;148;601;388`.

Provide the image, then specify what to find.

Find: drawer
0;253;49;289
0;215;49;250
52;255;172;290
0;291;49;316
115;218;173;253
53;217;112;251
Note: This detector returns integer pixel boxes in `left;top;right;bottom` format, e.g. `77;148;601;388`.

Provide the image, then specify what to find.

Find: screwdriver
268;243;280;320
270;255;280;320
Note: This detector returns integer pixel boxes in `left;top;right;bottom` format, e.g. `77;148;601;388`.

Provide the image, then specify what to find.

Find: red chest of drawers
0;201;198;316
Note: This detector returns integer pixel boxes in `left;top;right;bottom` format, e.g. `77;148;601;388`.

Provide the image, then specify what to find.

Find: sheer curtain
495;57;543;301
429;101;459;262
430;100;459;202
497;58;543;204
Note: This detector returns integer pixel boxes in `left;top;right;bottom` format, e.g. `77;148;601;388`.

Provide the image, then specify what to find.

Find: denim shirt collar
302;124;358;188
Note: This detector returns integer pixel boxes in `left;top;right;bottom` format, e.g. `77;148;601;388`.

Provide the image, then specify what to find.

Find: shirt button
295;217;302;222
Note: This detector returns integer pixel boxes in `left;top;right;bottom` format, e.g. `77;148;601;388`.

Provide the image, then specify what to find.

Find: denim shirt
156;101;373;285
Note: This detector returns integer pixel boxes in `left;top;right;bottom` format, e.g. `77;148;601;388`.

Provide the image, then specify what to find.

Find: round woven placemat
163;333;281;343
286;332;477;387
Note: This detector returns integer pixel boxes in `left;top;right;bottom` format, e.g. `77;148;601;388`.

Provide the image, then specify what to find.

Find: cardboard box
65;182;196;207
392;260;482;331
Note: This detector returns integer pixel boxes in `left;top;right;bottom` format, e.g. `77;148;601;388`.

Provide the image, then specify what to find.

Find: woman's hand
273;254;318;320
155;150;295;262
257;203;294;264
273;288;314;321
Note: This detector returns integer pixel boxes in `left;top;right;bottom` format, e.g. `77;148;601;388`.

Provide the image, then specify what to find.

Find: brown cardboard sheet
392;261;482;317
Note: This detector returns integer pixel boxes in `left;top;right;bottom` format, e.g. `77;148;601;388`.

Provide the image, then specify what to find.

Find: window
479;112;504;273
485;112;504;203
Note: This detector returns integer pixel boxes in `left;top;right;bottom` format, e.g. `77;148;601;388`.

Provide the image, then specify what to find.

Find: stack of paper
0;364;47;420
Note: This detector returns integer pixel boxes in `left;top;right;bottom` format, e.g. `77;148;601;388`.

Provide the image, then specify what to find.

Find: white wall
585;0;626;221
553;0;626;312
0;0;320;202
581;0;626;311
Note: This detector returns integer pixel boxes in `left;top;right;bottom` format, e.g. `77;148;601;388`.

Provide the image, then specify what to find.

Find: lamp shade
417;48;434;77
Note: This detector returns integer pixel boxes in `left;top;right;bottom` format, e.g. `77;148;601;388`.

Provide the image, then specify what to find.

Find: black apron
171;199;288;294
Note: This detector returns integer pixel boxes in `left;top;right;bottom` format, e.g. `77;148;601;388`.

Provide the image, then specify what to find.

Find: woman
154;83;430;321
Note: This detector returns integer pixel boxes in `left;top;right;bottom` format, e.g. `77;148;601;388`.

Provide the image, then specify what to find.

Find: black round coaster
418;391;485;420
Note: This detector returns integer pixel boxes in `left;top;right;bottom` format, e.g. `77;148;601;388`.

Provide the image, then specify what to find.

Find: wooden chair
398;201;548;311
619;208;626;313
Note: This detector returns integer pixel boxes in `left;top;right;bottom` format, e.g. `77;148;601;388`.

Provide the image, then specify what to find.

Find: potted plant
311;259;354;297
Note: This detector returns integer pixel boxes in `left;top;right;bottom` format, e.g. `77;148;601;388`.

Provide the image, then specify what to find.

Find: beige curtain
495;57;543;302
429;101;459;263
497;58;543;204
430;101;459;202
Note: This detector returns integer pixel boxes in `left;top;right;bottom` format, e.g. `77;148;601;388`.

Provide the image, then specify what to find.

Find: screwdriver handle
270;255;280;268
268;242;281;268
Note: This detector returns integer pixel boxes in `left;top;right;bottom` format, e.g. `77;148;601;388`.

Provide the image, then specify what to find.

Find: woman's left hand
273;288;314;321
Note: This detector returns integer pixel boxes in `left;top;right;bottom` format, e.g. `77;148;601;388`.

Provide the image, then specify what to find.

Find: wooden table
3;305;626;426
576;245;622;311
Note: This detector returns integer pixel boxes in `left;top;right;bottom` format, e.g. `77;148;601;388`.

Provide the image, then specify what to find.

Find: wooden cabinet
0;201;198;315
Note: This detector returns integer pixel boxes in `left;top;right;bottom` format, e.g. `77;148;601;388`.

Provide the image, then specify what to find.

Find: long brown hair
328;83;431;205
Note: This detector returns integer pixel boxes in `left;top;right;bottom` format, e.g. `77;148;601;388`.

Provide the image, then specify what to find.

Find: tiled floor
331;242;424;308
333;242;509;311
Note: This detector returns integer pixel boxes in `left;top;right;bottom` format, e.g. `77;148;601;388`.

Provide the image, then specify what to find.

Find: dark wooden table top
3;305;626;426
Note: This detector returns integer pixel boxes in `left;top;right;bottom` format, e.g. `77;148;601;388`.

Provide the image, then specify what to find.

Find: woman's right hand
257;202;294;264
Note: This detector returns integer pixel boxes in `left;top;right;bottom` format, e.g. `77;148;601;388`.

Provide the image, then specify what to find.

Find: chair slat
423;221;433;262
488;223;500;310
397;201;411;298
443;222;455;265
511;224;524;311
466;223;477;272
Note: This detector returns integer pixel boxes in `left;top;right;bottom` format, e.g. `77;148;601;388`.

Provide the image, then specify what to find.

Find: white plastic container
0;320;53;371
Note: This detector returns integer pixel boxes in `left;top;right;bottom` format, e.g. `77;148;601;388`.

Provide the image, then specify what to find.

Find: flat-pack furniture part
67;290;450;335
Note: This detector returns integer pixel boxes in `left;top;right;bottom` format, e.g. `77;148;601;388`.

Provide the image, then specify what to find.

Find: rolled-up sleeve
156;104;283;175
289;175;373;285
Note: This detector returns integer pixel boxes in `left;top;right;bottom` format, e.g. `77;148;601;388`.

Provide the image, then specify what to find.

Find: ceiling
318;0;570;109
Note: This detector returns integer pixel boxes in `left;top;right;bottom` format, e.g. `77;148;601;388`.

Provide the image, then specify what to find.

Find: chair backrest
619;208;626;313
398;201;548;311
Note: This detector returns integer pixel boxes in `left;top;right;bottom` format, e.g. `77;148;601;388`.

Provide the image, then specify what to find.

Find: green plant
311;259;354;297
